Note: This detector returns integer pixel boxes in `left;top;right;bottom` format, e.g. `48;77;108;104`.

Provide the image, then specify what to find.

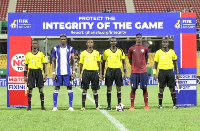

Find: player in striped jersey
51;34;75;111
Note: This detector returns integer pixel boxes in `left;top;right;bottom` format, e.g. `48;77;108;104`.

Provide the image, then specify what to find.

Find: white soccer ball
116;103;125;111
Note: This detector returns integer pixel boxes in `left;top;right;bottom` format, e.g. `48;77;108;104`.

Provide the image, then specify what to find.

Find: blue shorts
130;73;148;90
53;75;72;86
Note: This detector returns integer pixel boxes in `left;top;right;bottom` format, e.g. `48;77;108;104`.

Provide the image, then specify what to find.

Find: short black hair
162;36;169;41
86;39;93;43
31;38;38;43
136;33;142;37
110;37;116;41
60;34;67;38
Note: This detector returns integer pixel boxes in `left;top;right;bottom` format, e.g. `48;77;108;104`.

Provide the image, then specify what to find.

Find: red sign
181;33;196;68
8;36;31;107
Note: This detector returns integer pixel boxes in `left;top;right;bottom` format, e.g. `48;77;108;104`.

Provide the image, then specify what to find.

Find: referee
153;37;179;109
79;39;103;111
102;37;127;110
24;39;47;111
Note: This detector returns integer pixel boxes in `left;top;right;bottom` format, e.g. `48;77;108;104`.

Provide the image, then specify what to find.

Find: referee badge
31;59;34;63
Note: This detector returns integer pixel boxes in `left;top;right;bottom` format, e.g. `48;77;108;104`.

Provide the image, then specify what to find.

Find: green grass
0;85;200;131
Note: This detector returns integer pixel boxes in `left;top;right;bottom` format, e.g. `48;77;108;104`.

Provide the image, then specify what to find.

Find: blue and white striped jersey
51;44;74;75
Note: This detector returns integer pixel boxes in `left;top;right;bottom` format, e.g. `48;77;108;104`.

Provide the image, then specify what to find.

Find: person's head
110;37;117;47
60;34;67;45
31;39;38;50
136;33;142;45
162;37;169;48
86;39;94;49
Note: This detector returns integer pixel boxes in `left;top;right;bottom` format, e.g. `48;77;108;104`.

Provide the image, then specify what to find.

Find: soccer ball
116;103;125;111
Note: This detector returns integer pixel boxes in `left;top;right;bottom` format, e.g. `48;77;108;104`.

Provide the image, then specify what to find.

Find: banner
7;13;196;107
7;36;31;107
8;13;196;36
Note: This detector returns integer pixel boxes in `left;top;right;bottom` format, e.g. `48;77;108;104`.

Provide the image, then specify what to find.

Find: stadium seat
47;63;52;78
0;0;9;21
133;0;200;28
147;53;155;68
15;0;127;13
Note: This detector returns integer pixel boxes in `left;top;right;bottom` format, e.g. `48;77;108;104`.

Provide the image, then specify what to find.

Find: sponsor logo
10;19;31;29
175;19;196;29
10;20;17;28
182;20;196;29
11;54;25;72
174;20;181;29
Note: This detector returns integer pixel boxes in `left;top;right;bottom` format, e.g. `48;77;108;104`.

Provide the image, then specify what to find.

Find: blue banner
0;78;6;87
8;13;196;36
1;77;158;87
7;13;197;107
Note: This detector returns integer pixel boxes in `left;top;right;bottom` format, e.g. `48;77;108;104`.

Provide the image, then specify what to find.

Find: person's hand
102;75;105;81
53;74;57;81
71;73;76;80
79;74;82;82
43;74;47;82
99;75;103;82
123;73;127;80
153;74;157;81
24;76;28;83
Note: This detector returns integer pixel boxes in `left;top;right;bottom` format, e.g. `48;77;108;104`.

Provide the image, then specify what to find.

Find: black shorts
105;68;123;87
28;69;44;88
81;70;100;90
158;69;175;88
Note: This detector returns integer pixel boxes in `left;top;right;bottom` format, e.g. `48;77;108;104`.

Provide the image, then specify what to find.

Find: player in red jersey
128;33;149;110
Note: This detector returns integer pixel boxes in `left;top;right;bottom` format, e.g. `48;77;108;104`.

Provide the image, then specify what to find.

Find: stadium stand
1;21;8;34
15;0;127;13
0;55;7;69
197;57;200;76
0;0;9;21
147;53;155;68
133;0;200;28
47;63;52;78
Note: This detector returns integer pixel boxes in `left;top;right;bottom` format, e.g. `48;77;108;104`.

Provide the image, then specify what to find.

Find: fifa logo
10;19;30;29
174;20;181;29
10;20;17;28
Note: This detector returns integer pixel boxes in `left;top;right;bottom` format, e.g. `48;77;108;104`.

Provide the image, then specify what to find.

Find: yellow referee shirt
25;51;47;69
154;49;177;70
103;48;125;68
79;50;101;70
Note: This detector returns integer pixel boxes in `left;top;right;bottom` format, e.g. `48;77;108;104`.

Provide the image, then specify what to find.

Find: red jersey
128;45;148;73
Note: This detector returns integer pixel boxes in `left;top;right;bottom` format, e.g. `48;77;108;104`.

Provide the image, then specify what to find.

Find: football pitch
0;85;200;131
